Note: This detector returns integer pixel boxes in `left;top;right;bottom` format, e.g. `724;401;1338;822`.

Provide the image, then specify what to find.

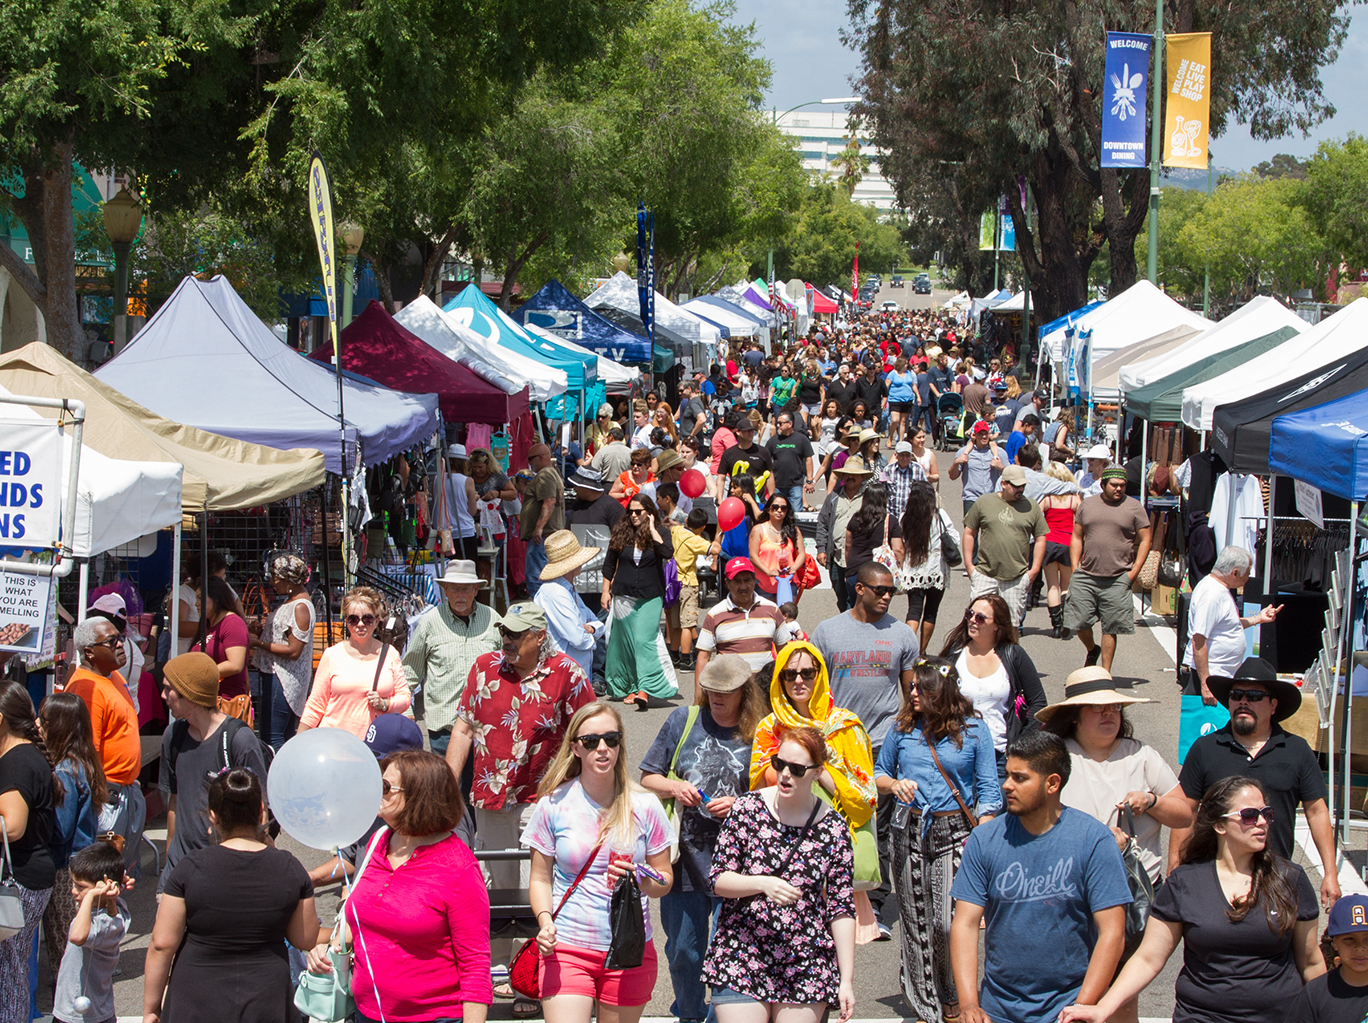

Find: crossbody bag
509;841;605;998
924;737;979;827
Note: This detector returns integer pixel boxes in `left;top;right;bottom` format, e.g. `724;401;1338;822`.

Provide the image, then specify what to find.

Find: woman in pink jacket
306;750;491;1023
299;586;410;739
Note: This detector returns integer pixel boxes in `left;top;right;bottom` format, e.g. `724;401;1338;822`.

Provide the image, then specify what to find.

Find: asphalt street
84;423;1335;1023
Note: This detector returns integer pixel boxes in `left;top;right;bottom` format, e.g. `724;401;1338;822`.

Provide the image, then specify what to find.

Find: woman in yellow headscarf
749;641;876;828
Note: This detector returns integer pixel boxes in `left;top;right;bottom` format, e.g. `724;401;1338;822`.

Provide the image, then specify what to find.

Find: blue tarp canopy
1270;389;1368;501
514;280;652;364
445;285;596;391
1039;300;1105;343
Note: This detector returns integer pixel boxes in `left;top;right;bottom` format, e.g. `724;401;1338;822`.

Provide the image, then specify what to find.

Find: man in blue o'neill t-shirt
950;731;1131;1023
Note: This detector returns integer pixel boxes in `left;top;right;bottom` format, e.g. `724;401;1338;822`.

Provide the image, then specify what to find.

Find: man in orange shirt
66;616;146;876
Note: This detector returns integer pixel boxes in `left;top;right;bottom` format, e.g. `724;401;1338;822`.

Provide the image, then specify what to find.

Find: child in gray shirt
53;838;130;1023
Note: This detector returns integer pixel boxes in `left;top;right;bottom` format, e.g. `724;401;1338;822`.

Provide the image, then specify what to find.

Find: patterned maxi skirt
893;808;973;1022
0;882;51;1023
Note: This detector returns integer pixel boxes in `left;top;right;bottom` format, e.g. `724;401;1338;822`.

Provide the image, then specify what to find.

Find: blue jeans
911;404;934;432
784;484;806;511
524;538;548;597
258;671;298;751
660;888;720;1022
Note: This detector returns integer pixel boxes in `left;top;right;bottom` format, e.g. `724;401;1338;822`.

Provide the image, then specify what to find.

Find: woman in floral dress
704;725;856;1023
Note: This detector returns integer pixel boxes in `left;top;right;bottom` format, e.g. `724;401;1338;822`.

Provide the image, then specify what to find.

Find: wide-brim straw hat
833;456;875;477
539;529;600;581
858;428;881;446
1035;666;1152;723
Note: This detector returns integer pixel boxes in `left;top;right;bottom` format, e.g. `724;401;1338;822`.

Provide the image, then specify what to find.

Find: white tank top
446;474;476;538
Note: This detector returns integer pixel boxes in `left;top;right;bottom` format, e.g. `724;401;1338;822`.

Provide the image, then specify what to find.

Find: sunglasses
1228;689;1268;704
1225;806;1275;826
861;584;895;598
779;667;818;683
497;626;531;640
771;754;816;778
381;780;404;796
965;610;994;626
575;732;622;751
346;614;377;628
89;634;125;649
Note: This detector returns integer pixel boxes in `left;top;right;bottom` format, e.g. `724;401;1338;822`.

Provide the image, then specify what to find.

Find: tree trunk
1100;169;1150;293
420;225;459;301
362;249;395;312
40;141;83;363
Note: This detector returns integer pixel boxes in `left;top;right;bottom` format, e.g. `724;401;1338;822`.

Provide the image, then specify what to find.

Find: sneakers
875;922;893;941
1084;645;1101;667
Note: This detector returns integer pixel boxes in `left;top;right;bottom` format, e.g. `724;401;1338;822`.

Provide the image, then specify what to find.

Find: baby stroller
936;392;964;451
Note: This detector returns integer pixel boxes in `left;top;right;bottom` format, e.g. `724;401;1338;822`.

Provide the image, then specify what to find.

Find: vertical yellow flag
1164;33;1212;169
307;151;340;352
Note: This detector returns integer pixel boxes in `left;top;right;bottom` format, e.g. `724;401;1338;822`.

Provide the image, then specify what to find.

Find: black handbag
604;871;646;969
1115;805;1155;956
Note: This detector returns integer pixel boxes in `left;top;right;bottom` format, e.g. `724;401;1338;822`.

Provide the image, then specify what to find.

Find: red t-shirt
193;612;250;698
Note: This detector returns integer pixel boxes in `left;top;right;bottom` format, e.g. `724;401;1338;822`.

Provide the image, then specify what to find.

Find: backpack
166;716;274;795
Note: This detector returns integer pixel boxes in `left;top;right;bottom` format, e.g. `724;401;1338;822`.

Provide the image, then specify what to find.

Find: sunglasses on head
1225;806;1274;826
1228;688;1268;704
575;731;622;751
771;754;816;778
965;610;994;626
381;780;404;796
779;666;818;683
346;614;377;628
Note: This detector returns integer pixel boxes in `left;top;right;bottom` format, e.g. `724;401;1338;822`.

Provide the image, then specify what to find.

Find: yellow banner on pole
307;151;340;352
1164;33;1212;169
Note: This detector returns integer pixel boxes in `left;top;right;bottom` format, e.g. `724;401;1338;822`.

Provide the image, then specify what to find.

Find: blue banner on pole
1100;32;1151;168
636;202;655;344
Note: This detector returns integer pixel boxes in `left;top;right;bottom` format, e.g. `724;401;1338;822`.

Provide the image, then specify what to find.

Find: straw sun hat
1035;666;1152;724
539;530;601;581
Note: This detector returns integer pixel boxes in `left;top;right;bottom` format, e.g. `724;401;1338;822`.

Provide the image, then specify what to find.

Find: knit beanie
163;652;221;709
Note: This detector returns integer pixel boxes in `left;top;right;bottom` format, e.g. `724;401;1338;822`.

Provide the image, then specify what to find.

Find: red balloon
717;497;746;532
679;468;706;499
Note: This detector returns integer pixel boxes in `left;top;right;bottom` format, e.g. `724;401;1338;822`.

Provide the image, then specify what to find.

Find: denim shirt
51;759;97;869
875;719;1001;835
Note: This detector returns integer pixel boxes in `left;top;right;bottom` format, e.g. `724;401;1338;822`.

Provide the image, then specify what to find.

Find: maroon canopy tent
312;300;529;424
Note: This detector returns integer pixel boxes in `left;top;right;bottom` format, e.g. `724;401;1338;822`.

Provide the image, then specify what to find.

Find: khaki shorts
1063;571;1135;634
667;583;700;630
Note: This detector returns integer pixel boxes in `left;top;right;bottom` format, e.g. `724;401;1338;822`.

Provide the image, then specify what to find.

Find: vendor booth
515;280;652;365
681;295;766;342
311;300;529;425
1088;324;1202;399
585;272;722;349
98;275;439;473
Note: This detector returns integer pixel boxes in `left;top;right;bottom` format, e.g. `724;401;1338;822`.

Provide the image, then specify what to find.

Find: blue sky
730;1;1368;173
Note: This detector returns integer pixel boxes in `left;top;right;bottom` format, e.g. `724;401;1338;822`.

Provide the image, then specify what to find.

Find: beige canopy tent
1086;324;1204;399
0;343;324;511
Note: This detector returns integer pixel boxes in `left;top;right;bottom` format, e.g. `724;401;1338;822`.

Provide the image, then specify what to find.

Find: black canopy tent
1210;345;1368;474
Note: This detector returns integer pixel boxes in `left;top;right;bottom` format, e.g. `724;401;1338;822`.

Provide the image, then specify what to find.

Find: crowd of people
0;304;1359;1023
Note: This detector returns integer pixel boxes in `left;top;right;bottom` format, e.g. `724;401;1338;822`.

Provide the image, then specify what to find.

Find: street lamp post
102;188;142;352
340;222;365;329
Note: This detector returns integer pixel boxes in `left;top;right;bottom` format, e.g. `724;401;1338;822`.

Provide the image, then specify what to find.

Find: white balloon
72;996;91;1015
268;728;382;849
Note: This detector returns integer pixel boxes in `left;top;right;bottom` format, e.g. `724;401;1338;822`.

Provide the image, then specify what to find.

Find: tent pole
319;484;335;647
170;522;182;656
1263;475;1276;596
1339;501;1359;844
1140;426;1148;512
77;561;89;623
198;512;209;649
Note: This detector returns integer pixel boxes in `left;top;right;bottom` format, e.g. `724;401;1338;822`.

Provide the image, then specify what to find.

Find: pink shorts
540;941;658;1006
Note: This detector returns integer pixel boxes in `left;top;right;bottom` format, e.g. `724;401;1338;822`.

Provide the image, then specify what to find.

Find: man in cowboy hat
815;455;875;612
1062;464;1152;670
1170;656;1339;909
533;530;603;677
402;559;500;762
949;420;1005;519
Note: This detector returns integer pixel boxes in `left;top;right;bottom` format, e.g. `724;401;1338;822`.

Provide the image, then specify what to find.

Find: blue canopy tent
1270;390;1368;501
445;285;595;391
515;280;652;365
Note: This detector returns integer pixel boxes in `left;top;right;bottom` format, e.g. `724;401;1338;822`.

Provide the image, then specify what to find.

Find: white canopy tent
1088;324;1204;400
680;297;763;339
1182;297;1368;430
584;273;722;345
522;324;641;388
1118;296;1306;392
1;387;183;558
395;296;567;402
991;290;1029;311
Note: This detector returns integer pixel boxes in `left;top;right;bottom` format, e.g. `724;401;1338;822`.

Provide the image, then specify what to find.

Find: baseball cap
499;603;548;633
364;713;424;759
972;421;992;435
1328;894;1368;936
1001;464;1027;486
90;594;127;617
725;557;757;579
894;441;913;455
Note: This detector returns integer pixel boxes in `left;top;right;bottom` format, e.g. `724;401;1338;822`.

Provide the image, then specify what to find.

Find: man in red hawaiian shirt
447;601;594;973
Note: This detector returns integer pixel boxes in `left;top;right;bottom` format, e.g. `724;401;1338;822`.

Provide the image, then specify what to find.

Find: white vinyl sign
0;419;61;549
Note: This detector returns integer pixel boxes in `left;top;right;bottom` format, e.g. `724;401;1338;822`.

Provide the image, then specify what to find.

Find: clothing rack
1244;516;1352;591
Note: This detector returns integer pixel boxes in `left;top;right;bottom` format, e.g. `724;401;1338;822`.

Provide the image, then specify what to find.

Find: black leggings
905;586;945;624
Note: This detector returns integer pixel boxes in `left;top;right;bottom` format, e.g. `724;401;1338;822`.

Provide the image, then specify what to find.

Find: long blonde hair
538;702;643;846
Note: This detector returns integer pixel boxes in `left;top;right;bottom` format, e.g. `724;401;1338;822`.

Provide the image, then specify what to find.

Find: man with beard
1170;657;1339;908
950;731;1130;1023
